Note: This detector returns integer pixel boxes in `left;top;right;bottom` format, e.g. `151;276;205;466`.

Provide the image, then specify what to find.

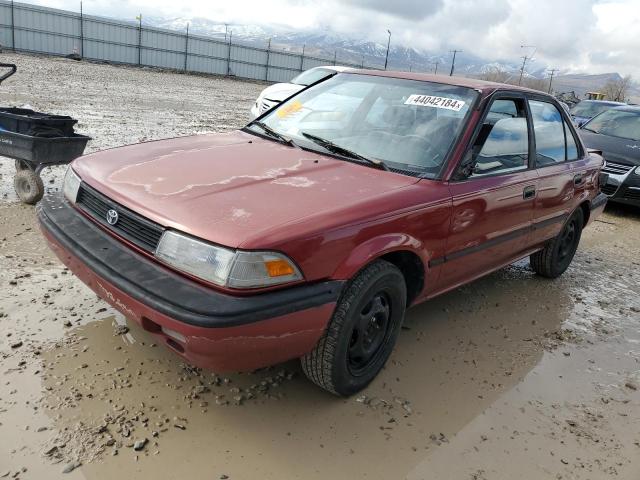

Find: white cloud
33;0;640;77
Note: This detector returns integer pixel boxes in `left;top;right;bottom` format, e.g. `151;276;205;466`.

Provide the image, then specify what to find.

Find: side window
529;100;566;166
564;120;579;161
469;98;529;177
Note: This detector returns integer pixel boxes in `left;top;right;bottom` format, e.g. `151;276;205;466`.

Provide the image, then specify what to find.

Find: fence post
136;14;142;65
299;44;305;72
183;23;189;72
79;1;84;59
265;38;271;81
10;0;15;51
226;31;232;76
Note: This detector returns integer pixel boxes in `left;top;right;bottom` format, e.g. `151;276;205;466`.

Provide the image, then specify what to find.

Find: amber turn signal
265;259;295;277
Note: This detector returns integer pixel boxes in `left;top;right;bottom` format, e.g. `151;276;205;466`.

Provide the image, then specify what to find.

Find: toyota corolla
38;70;607;396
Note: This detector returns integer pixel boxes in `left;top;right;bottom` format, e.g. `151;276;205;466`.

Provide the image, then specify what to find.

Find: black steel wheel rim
348;291;392;376
558;219;577;261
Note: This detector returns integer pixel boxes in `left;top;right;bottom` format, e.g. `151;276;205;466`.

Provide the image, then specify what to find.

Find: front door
436;96;538;292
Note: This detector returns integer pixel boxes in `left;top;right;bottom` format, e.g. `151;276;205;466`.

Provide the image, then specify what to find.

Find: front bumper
37;193;342;371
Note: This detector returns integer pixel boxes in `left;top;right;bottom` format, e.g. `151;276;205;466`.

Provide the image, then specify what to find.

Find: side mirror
453;151;477;181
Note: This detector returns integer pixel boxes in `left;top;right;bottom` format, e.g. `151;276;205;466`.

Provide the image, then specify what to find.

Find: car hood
73;131;419;248
260;82;303;102
579;130;640;166
571;115;591;126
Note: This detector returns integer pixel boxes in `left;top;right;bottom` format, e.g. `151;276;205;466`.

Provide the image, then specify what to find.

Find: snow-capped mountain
144;16;531;76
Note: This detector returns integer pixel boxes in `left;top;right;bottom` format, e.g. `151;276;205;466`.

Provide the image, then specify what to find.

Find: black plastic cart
0;63;91;204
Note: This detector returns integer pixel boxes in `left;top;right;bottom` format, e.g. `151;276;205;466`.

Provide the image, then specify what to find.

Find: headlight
635;166;640;175
63;167;81;204
155;230;303;289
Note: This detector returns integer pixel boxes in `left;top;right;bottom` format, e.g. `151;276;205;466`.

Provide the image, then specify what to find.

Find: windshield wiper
581;126;599;134
300;132;388;170
249;121;298;147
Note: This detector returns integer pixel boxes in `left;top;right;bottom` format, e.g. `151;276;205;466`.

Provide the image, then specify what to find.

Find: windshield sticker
404;95;466;112
276;100;303;118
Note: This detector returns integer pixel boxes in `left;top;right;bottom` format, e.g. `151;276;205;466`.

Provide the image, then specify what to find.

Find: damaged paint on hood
72;131;420;248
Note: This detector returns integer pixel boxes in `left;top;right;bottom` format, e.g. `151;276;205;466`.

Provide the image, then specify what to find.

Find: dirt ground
0;53;639;480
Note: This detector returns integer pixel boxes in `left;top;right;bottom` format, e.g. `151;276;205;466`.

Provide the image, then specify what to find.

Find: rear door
436;94;538;291
527;97;585;244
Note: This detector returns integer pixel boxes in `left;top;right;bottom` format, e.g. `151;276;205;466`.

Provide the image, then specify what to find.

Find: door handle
574;173;584;186
523;185;536;200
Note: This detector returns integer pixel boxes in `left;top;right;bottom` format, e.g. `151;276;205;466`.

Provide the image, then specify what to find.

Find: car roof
579;100;626;105
611;105;640;113
314;65;352;72
336;68;545;96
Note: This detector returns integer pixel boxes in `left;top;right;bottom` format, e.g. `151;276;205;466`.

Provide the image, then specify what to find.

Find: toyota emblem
106;209;119;226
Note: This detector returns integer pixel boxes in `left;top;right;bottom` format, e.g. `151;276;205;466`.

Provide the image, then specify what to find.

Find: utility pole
518;45;536;86
224;24;228;42
384;29;391;70
547;68;558;94
449;50;462;76
434;61;439;75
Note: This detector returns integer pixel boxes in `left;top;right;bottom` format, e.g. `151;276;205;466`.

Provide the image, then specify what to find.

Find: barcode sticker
404;95;465;112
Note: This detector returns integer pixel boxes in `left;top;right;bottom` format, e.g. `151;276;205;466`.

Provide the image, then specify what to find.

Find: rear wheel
14;169;44;205
530;208;584;278
301;260;406;396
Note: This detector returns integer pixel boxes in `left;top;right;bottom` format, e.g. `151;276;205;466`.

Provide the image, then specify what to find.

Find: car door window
529;100;566;166
469;98;529;177
565;120;579;160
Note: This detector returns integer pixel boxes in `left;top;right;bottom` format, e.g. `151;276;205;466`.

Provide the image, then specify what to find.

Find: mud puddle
2;203;639;479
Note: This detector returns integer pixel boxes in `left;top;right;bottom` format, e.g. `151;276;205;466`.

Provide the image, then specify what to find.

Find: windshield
290;68;335;86
583;109;640;141
570;101;619;118
247;73;478;177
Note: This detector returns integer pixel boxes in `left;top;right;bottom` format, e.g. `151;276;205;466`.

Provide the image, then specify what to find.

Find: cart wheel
14;159;29;171
14;169;44;205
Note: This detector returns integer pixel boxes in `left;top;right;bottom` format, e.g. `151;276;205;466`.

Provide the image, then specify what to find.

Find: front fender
331;233;428;280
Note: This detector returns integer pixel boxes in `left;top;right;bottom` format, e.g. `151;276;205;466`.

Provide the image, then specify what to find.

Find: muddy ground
0;53;639;479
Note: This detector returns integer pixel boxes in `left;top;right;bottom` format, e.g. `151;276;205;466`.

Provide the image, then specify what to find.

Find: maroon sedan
38;71;607;395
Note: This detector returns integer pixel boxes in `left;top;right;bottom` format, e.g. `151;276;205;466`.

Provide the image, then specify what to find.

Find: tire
530;208;584;278
301;259;407;396
14;169;44;205
15;159;28;171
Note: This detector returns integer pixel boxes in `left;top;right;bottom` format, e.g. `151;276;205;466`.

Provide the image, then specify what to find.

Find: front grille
602;161;634;175
601;183;618;196
76;184;164;252
623;188;640;201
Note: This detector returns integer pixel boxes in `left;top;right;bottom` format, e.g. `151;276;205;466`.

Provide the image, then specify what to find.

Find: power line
449;50;462;76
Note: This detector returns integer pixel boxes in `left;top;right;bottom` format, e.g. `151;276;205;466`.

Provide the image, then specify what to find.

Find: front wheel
530;208;584;278
301;260;407;396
